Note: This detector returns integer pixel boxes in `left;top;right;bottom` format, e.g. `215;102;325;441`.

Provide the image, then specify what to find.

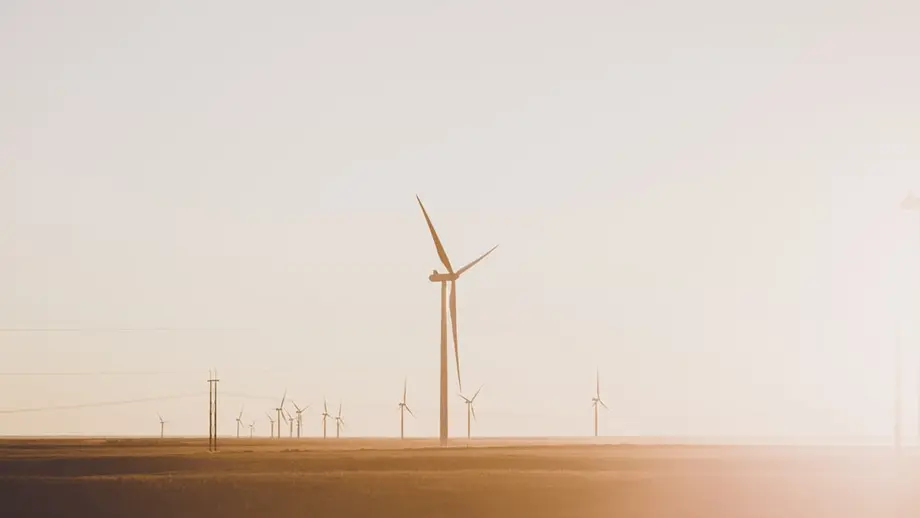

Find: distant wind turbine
157;413;167;439
249;420;255;438
458;385;483;440
398;377;415;439
266;412;276;438
335;402;345;438
275;391;286;439
291;401;308;438
284;409;295;438
321;399;331;439
591;370;608;437
235;407;245;438
416;195;498;446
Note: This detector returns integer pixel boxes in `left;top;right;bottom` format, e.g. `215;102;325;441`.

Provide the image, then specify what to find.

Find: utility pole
207;369;220;452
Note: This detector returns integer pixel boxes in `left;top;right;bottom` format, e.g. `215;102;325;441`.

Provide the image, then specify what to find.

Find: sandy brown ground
1;438;919;517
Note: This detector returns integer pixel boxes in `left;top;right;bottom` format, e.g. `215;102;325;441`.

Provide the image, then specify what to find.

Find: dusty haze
2;0;920;438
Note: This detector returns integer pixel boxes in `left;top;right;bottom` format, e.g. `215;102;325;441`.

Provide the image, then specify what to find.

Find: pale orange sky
2;0;920;439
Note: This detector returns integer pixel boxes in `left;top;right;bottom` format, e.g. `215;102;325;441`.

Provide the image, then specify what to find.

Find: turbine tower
266;412;276;438
398;377;415;439
416;195;498;445
335;402;345;438
249;420;255;438
591;369;609;437
235;407;245;439
157;413;167;439
901;192;920;448
292;401;308;438
321;400;331;439
458;385;483;440
284;409;295;438
275;391;286;439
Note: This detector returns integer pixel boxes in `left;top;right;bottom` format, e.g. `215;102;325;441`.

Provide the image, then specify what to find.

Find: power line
0;369;275;377
0;328;256;333
0;393;201;415
0;371;186;377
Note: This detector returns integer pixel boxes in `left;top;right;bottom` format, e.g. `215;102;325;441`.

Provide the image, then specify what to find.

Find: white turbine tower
335;402;345;438
398;377;415;439
292;401;308;438
266;412;276;438
157;413;167;439
235;407;245;439
458;385;483;440
321;400;331;439
416;195;498;446
275;391;286;439
591;370;608;437
901;192;920;449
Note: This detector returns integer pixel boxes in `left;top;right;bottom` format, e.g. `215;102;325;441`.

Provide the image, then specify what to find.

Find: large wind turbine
292;401;308;438
416;195;498;445
591;370;608;437
321;400;331;439
458;385;483;440
335;402;345;438
398;377;415;439
275;391;286;439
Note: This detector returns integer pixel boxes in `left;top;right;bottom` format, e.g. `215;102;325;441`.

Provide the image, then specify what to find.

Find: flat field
1;438;918;517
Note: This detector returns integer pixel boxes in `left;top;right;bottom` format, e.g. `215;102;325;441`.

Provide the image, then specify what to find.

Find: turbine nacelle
429;270;458;282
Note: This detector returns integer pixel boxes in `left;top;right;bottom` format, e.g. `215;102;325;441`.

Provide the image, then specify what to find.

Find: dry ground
1;437;918;517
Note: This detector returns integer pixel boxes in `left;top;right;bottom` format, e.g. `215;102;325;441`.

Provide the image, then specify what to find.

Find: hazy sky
2;0;920;439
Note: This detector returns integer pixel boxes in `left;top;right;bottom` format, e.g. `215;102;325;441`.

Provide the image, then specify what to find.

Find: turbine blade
406;406;415;418
403;377;407;403
292;400;301;412
596;369;600;398
472;384;483;402
416;195;454;273
471;405;477;422
337;402;342;417
280;390;286;409
456;245;498;276
458;393;470;403
324;399;328;414
450;280;461;392
600;399;609;410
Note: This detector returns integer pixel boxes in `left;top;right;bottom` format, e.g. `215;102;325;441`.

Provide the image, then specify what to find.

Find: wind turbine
416;195;498;445
458;385;483;440
591;369;609;437
235;407;245;439
157;413;167;439
321;399;331;439
335;402;345;438
249;420;255;438
398;377;415;439
284;409;295;438
266;412;276;438
292;401;308;438
275;391;286;439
